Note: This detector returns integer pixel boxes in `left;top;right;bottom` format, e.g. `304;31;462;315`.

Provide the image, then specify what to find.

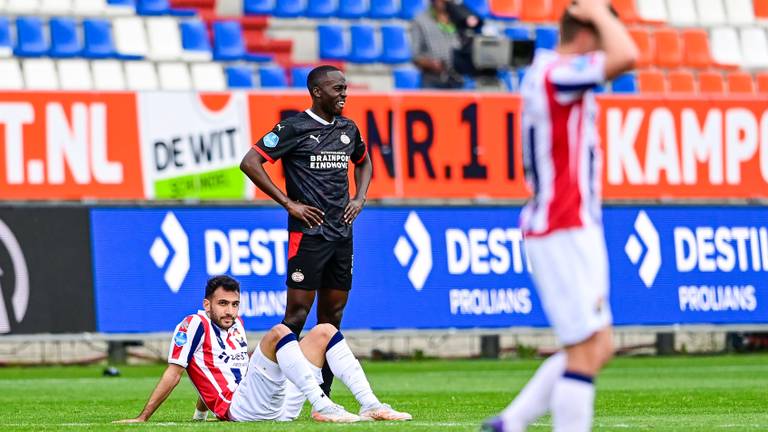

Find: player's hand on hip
343;198;365;224
112;417;147;424
286;201;324;228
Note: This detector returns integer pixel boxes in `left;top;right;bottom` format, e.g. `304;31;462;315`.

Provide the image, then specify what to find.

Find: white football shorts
525;225;612;346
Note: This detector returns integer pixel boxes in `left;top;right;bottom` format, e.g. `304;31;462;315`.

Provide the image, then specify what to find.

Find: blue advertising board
90;206;768;333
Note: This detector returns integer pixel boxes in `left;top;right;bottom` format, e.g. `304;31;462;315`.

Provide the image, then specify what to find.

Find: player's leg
283;234;334;336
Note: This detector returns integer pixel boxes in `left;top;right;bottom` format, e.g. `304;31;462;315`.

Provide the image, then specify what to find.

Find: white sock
551;372;595;432
500;351;566;432
325;331;380;410
274;334;332;412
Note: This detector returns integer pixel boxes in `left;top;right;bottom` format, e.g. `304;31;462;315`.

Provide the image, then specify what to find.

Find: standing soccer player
240;65;372;396
483;1;637;431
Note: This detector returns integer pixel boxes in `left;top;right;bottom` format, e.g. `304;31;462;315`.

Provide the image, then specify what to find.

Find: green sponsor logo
154;167;245;199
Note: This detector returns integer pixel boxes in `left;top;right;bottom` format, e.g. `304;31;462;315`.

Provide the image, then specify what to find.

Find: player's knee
314;323;338;339
318;308;344;327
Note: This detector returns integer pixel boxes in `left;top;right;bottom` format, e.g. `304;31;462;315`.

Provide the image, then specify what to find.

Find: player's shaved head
307;65;343;93
205;275;240;299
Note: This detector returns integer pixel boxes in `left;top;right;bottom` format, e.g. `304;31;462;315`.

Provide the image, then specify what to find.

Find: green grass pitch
0;355;766;431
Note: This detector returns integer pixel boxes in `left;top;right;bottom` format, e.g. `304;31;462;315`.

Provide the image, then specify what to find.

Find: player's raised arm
570;0;637;80
113;364;185;423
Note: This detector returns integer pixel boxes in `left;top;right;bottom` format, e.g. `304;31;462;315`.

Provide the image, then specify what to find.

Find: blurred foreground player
240;65;372;396
114;276;410;424
483;1;637;431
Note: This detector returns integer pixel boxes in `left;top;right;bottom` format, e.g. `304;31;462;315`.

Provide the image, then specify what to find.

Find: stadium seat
696;0;725;26
49;18;82;58
125;60;159;90
226;65;255;88
611;73;637;93
535;26;558;51
393;67;421;89
400;0;427;19
463;0;490;18
755;0;768;20
665;0;696;26
681;29;712;69
92;59;127;90
727;71;755;94
75;0;108;15
629;27;653;69
636;0;667;24
337;0;368;19
550;0;570;21
40;0;74;14
756;72;768;93
114;17;149;59
637;69;666;93
306;0;336;18
259;64;288;87
698;71;725;93
0;18;11;57
180;19;212;61
291;65;312;88
497;68;516;91
710;27;743;68
147;17;183;60
667;70;695;93
57;59;93;90
191;62;226;90
611;0;640;23
740;28;768;69
23;58;59;89
243;0;275;15
6;0;39;13
318;24;349;61
273;0;305;17
0;59;24;89
653;28;681;68
14;17;49;58
212;21;271;61
505;26;531;40
370;0;398;19
381;24;411;64
349;24;380;64
521;0;550;22
158;62;192;90
83;19;116;59
725;0;755;25
105;0;135;15
489;0;520;20
137;0;194;15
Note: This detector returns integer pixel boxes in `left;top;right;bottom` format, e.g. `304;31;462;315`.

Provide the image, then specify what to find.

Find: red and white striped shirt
520;49;606;237
167;312;248;420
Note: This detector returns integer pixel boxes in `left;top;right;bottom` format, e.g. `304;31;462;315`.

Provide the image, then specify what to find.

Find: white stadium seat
125;60;159;90
665;0;697;27
114;17;149;58
147;17;183;60
23;58;59;90
58;59;93;90
6;0;39;13
216;0;243;17
39;0;73;14
637;0;667;23
696;0;725;26
73;0;106;15
726;0;755;25
710;27;743;67
740;27;768;68
0;59;24;89
92;60;126;90
158;62;192;90
191;62;227;91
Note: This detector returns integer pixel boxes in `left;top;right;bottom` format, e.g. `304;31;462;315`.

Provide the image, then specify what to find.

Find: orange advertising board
0;92;143;199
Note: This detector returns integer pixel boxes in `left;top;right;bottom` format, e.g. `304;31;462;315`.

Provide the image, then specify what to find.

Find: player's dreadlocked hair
307;64;342;93
560;2;619;44
205;275;240;299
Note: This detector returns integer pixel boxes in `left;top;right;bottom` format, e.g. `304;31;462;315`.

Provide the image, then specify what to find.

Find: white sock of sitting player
274;333;334;412
324;332;381;410
551;371;595;432
500;351;566;431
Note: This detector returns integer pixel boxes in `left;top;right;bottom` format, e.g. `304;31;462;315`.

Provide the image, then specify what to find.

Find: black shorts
286;233;353;291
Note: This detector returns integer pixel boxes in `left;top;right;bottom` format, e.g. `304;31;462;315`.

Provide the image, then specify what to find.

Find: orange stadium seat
756;72;768;93
727;71;755;94
550;0;571;20
629;27;653;68
637;69;666;93
755;0;768;19
611;0;640;23
668;70;696;93
521;0;552;22
681;29;713;69
698;71;725;93
489;0;521;19
653;28;682;68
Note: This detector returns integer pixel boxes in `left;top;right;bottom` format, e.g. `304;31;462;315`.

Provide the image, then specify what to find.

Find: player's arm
113;364;185;423
571;0;637;80
344;152;372;224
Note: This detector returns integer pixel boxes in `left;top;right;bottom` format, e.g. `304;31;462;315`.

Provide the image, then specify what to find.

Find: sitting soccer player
114;275;411;423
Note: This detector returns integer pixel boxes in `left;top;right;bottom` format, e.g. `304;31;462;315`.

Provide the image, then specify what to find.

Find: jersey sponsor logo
0;219;29;334
340;133;350;144
263;132;279;148
174;330;188;346
309;152;349;170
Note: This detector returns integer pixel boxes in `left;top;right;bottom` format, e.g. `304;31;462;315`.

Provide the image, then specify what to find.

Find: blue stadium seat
535;26;558;50
0;18;12;55
349;24;380;63
337;0;368;19
137;0;195;15
244;0;275;15
180;20;211;54
306;0;336;18
369;0;398;19
291;65;313;88
498;69;516;91
318;24;349;61
14;17;48;57
393;67;421;89
612;73;637;93
274;0;306;17
226;65;255;88
259;65;288;88
213;21;272;62
83;19;116;58
517;67;527;84
505;25;531;40
401;0;427;19
107;0;136;6
49;18;82;58
381;24;411;63
463;0;490;18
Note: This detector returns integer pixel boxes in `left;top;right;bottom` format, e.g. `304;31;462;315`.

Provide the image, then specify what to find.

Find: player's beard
211;311;235;330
